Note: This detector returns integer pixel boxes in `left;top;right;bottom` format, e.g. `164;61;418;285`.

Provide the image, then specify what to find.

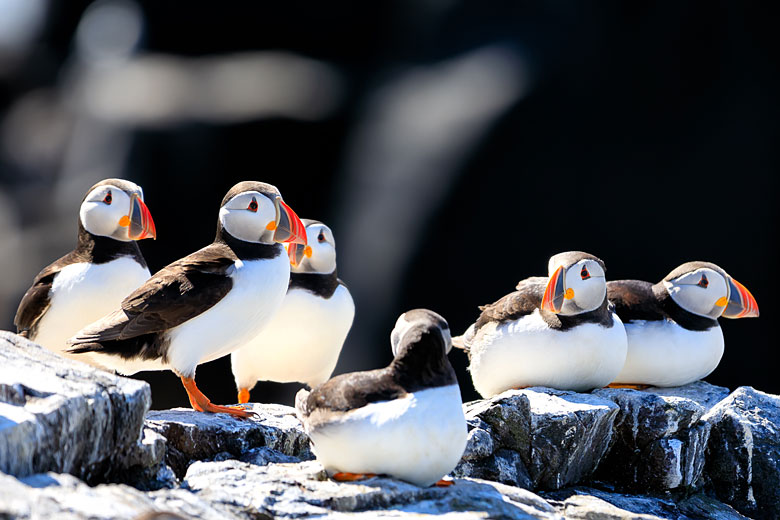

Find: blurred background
0;0;777;408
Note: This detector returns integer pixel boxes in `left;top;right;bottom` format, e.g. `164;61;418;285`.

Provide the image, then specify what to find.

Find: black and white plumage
231;220;354;403
608;261;759;387
15;179;156;362
67;181;307;418
295;309;467;487
455;251;627;397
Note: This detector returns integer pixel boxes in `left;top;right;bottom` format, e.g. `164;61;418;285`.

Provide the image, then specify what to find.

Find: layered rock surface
0;331;159;485
1;332;778;519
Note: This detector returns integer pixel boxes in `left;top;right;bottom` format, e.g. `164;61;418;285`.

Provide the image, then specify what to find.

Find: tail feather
294;388;311;421
67;343;105;355
451;323;475;351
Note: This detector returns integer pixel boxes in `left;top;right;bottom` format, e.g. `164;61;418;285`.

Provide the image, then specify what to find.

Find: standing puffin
454;251;627;397
607;261;759;388
67;181;306;418
295;309;467;487
15;178;156;361
231;220;354;403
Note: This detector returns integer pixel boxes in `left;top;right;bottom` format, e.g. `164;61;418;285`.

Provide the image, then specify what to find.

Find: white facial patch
665;268;729;319
560;259;606;315
219;191;277;243
296;223;336;274
390;312;413;358
79;185;135;240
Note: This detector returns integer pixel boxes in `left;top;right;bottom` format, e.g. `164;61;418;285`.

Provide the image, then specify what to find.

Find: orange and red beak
272;198;307;246
127;193;156;240
541;265;566;313
722;277;759;319
287;243;313;267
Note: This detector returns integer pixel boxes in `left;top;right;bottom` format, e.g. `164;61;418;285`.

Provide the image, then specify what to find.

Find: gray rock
453;448;533;489
457;388;619;490
543;487;750;520
182;458;562;519
145;403;312;478
704;386;780;520
593;381;730;491
0;471;237;520
0;331;159;485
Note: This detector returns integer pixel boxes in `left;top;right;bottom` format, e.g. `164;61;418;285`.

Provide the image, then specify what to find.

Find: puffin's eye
247;197;258;212
317;231;326;243
580;266;590;280
103;190;112;205
697;274;709;288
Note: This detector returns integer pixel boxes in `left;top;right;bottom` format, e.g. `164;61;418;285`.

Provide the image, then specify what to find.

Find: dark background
0;1;776;408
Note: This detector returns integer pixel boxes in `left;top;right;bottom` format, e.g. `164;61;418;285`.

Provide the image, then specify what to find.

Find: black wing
607;279;665;323
14;256;73;337
68;243;236;353
300;367;407;415
474;276;547;330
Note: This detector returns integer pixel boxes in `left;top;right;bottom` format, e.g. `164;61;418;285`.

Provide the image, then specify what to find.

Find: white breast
100;254;291;378
231;284;355;389
32;258;150;359
305;384;467;487
468;310;628;397
612;320;724;387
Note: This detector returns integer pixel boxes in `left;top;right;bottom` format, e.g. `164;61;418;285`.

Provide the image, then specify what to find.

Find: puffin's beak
722;277;759;318
272;198;307;245
287;243;313;267
541;265;566;313
125;194;156;240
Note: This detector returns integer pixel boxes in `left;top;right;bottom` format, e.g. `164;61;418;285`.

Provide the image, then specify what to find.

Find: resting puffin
295;309;467;487
231;220;354;403
607;261;759;388
67;181;306;418
14;178;156;361
454;251;627;397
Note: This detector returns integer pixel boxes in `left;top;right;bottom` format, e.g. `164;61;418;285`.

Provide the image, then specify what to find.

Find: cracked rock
593;381;730;492
704;386;780;520
145;403;312;478
454;387;619;490
0;331;157;485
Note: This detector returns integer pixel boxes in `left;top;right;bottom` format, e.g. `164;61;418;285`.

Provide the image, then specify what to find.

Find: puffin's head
662;261;759;320
286;220;337;272
79;178;156;241
218;181;307;246
390;308;452;358
541;251;607;316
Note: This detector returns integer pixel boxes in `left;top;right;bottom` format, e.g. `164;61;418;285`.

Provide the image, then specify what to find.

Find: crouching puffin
15;178;156;362
67;181;306;418
454;251;627;397
295;309;467;487
607;261;759;388
231;220;354;403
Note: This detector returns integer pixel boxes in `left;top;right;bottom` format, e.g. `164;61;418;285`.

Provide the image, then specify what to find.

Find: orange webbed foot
435;478;455;487
606;383;650;390
332;472;377;482
181;376;256;419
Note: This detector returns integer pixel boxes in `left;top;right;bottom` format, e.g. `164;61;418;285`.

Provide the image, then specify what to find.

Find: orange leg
606;383;650;390
180;376;255;418
237;388;251;404
512;385;530;390
435;478;455;487
332;472;377;482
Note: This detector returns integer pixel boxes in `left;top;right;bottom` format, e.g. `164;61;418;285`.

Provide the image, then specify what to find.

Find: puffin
14;178;156;362
607;261;759;388
454;251;628;397
295;309;467;487
67;181;306;418
231;219;355;404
